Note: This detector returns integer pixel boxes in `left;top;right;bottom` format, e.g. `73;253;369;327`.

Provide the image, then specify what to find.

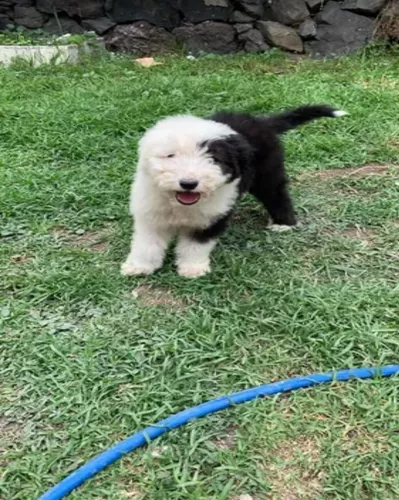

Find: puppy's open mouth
176;192;201;205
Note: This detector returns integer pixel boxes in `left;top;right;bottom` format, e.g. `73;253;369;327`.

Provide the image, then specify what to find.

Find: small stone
230;10;254;23
257;20;304;53
234;23;252;34
298;18;317;40
150;445;168;458
239;28;270;52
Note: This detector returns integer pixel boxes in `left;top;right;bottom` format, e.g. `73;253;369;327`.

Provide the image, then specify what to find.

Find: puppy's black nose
179;179;199;191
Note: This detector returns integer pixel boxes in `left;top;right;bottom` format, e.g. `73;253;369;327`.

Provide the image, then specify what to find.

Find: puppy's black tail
263;105;347;134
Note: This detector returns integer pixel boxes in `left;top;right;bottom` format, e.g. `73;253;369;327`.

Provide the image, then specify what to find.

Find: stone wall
0;1;392;57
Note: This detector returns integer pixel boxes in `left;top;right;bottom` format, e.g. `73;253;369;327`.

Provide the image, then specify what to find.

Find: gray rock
35;1;79;17
238;27;270;52
0;0;15;10
315;2;341;24
234;23;253;34
269;0;309;26
54;1;78;18
305;0;323;13
14;6;46;28
236;0;264;19
105;21;177;55
179;0;232;23
173;21;238;54
341;0;386;16
78;0;104;19
257;20;304;52
82;17;115;35
43;15;85;35
298;18;317;39
36;0;60;14
230;10;254;23
108;0;180;29
0;16;12;30
0;2;13;18
308;7;374;56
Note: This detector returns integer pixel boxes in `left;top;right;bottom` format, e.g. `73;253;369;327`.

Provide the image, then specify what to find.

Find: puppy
121;105;346;278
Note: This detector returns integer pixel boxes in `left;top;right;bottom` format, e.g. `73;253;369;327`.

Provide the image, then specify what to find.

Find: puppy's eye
166;153;175;158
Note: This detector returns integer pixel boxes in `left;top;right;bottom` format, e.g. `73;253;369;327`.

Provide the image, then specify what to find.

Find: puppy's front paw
267;223;296;232
178;262;210;278
121;260;156;276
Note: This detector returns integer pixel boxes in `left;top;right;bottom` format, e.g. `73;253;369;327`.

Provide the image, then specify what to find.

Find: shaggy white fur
121;115;239;278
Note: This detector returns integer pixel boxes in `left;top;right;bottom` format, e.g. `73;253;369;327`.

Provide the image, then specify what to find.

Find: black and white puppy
122;105;346;278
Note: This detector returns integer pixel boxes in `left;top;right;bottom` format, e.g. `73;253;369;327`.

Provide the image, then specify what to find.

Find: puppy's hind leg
251;178;296;231
121;221;173;276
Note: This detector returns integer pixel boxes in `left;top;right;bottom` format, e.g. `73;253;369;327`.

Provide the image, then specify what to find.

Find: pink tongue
176;192;200;204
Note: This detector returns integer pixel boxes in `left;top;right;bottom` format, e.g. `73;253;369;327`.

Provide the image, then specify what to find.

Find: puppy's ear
205;135;254;192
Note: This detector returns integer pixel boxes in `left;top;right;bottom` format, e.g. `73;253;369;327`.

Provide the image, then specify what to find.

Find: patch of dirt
51;226;112;252
387;137;399;148
131;285;187;310
325;226;378;245
300;164;392;181
237;60;300;76
211;426;236;450
357;77;398;90
10;254;32;264
340;428;388;455
232;209;269;229
0;417;24;466
120;486;144;499
264;436;324;500
73;232;110;252
0;418;23;446
117;462;145;499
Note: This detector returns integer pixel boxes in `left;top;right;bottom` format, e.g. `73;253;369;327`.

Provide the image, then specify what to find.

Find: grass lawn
1;48;399;500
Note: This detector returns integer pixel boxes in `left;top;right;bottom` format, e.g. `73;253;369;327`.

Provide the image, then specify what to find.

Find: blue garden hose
38;365;399;500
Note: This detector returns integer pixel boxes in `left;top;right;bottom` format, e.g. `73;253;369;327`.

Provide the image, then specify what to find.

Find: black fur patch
189;105;341;241
202;135;254;194
190;212;232;243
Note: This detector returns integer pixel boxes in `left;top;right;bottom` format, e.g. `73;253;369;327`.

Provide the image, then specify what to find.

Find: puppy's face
138;116;252;206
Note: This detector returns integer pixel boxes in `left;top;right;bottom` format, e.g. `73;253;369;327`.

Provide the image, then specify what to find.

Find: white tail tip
332;110;348;118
